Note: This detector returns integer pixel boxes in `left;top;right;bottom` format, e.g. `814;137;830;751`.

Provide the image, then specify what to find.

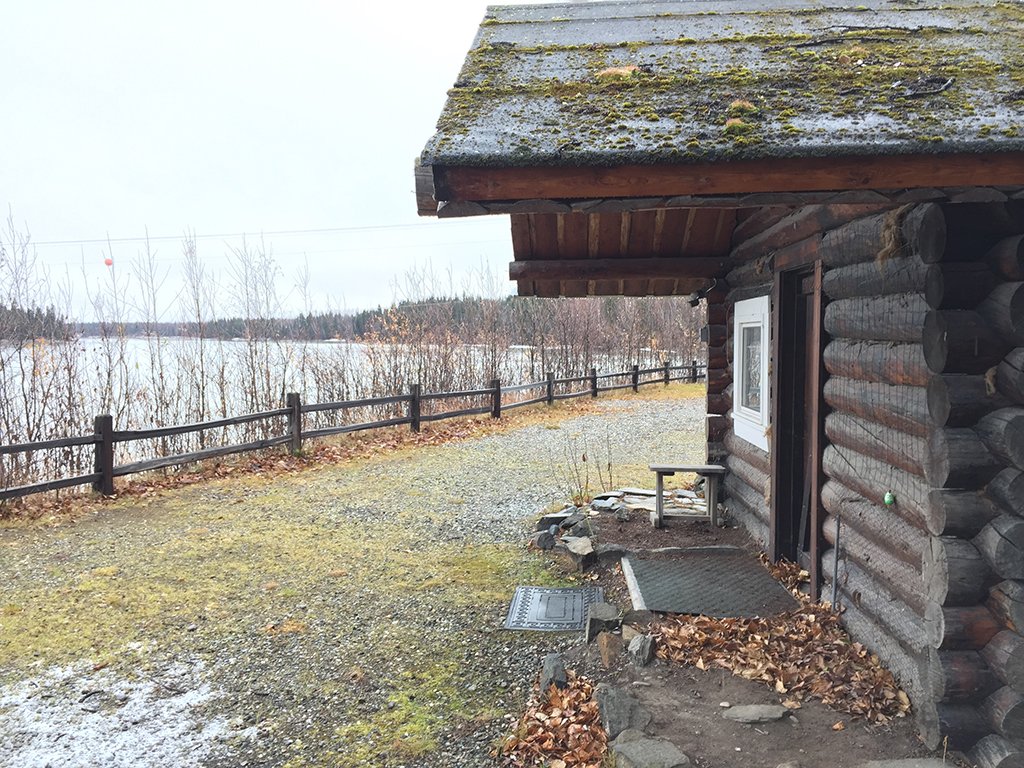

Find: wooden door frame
769;261;827;600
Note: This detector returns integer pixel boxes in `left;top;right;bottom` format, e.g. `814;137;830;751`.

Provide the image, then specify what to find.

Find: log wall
718;201;1024;755
929;205;1024;758
816;204;944;746
717;215;775;547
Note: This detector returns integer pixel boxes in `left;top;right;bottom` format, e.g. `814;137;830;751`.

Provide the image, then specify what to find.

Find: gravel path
0;392;705;768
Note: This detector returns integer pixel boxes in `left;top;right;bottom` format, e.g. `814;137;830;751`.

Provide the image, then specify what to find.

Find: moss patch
427;1;1024;162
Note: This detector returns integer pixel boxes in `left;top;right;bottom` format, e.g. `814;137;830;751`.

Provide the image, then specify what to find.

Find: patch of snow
0;659;255;768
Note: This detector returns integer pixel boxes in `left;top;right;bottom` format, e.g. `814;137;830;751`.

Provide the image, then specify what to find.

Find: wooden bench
648;463;727;529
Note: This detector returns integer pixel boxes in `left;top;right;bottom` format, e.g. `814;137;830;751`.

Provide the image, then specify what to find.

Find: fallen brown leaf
499;672;607;768
653;561;912;725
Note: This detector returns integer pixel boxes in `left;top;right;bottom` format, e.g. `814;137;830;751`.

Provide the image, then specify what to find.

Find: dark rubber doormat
504;586;604;631
621;547;798;618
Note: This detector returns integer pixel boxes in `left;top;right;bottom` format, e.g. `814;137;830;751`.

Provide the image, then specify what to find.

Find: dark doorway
770;263;826;597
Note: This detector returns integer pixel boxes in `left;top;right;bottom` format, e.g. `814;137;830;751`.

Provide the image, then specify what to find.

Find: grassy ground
0;384;705;767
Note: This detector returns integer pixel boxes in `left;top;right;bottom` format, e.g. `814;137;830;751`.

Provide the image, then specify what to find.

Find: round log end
906;203;948;264
925;263;945;309
970;733;1024;768
986;234;1024;282
927;376;952;427
981;630;1024;692
924;311;949;373
985;685;1024;740
925;428;951;487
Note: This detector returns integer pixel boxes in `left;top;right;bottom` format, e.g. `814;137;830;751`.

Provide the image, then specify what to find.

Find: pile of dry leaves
500;672;608;768
653;595;911;724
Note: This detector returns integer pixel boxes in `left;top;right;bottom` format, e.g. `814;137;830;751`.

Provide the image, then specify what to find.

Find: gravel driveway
0;391;705;768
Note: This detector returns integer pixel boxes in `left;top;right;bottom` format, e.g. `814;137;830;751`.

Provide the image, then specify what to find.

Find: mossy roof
420;0;1024;168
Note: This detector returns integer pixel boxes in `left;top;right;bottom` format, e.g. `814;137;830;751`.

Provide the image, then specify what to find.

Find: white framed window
732;295;770;451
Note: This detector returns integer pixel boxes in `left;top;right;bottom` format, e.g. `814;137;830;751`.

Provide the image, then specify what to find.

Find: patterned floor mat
621;547;798;617
504;586;605;631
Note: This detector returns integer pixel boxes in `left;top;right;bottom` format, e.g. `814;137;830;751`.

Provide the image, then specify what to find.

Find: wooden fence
0;361;705;502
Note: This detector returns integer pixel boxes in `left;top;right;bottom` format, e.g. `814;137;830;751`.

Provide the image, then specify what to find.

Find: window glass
740;325;761;411
732;295;769;451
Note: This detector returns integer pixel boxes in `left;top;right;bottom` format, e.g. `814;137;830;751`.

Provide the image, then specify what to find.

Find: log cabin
414;0;1024;760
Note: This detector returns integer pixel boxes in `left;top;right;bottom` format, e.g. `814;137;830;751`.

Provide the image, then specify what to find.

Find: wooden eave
417;151;1024;298
509;208;735;298
431;152;1024;205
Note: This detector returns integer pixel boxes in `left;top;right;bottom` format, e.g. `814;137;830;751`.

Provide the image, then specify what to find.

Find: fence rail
0;361;707;503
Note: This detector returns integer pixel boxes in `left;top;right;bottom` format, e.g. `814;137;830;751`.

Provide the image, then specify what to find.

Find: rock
615;506;630;522
549;543;590;573
536;510;573;531
559;511;586;530
622;609;655;627
721;704;788;724
528;530;556;551
618;488;658;497
550;536;595;570
595;542;628;565
776;762;803;768
613;735;690;768
586;602;620;641
625;498;658;513
597;631;624;668
615;728;645;744
593;490;625;500
566;518;595;538
591;498;618;511
563;536;594;557
596;684;652;740
675;489;698;499
628;634;655;667
622;624;640;643
539;653;568;691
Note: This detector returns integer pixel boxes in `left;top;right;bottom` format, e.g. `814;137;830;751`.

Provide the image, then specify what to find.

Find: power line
31;239;511;266
29;219;504;247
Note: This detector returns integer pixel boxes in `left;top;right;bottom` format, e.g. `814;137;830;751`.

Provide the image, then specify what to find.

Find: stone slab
613;736;690;768
722;704;787;723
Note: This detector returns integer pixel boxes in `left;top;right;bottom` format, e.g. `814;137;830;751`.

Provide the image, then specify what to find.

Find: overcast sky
1;1;525;320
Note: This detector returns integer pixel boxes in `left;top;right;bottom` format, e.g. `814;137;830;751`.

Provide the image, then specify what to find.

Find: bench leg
652;472;664;528
707;474;720;528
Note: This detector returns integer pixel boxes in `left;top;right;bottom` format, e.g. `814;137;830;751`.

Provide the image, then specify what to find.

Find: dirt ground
555;512;952;768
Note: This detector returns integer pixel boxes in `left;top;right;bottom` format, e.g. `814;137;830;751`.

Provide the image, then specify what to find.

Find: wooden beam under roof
509;257;730;282
432;153;1024;204
517;276;713;298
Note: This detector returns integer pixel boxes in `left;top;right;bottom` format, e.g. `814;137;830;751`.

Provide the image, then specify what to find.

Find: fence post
690;359;699;383
546;371;554;405
410;384;421;433
92;414;114;496
491;378;501;419
286;392;302;456
663;360;670;385
632;364;640;392
590;368;598;398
